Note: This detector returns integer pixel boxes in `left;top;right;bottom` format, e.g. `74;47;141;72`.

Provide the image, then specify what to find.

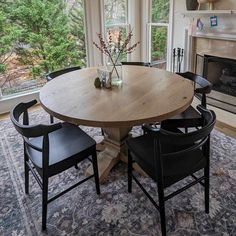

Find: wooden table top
40;66;194;127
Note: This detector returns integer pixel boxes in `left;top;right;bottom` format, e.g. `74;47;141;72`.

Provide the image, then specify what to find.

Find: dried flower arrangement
93;29;140;79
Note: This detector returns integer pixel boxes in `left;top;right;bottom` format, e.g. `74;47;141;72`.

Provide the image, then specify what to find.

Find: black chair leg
24;153;29;194
128;150;132;193
204;137;210;214
74;164;78;169
204;166;210;214
185;127;188;133
92;152;100;195
50;115;54;124
24;162;29;194
157;184;166;236
42;177;48;230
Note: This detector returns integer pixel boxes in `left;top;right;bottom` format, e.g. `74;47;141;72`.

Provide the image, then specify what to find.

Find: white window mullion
167;0;174;71
148;23;152;62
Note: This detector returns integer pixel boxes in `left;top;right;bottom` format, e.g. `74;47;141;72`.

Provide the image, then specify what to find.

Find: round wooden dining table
40;66;194;182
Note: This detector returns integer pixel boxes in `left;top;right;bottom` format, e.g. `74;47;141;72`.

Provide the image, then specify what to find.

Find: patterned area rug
0;109;235;236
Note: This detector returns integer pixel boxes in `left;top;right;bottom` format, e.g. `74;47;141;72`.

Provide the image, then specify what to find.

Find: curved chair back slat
177;72;212;108
121;62;150;67
144;105;215;155
45;66;81;81
160;106;215;147
10;100;62;138
176;72;212;94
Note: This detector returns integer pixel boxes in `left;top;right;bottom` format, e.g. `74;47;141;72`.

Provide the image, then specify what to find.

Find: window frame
100;0;131;63
147;0;173;70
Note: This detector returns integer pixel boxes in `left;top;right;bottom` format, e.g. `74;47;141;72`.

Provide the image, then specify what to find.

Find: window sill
0;88;40;101
0;89;40;114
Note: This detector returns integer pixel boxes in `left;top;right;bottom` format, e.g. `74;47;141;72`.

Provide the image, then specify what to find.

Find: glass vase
106;61;123;86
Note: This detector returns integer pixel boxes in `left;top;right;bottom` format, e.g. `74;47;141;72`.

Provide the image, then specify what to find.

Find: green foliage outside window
151;26;167;61
0;6;22;89
152;0;169;23
12;0;82;74
0;0;86;95
69;0;87;67
151;0;169;63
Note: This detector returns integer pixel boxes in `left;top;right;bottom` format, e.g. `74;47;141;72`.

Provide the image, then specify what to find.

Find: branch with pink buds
93;29;140;78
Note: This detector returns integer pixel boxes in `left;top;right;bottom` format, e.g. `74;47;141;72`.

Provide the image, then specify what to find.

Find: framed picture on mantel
210;15;218;27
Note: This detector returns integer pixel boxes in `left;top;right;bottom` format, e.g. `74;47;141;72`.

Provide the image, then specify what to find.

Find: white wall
172;0;188;49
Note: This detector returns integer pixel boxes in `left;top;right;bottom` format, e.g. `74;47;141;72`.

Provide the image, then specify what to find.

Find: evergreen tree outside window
0;0;87;97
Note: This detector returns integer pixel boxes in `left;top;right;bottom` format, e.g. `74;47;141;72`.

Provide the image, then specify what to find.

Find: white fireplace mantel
181;10;236;17
191;33;236;42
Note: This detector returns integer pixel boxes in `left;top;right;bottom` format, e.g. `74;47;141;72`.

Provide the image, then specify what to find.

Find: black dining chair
45;66;81;123
10;100;100;230
121;61;150;67
45;66;81;82
161;72;212;132
126;105;216;236
150;60;167;69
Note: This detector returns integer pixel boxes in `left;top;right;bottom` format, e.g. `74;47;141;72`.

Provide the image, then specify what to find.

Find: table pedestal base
86;127;147;183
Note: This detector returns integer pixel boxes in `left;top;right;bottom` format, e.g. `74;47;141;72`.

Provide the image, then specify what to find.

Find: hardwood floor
192;98;236;139
0;104;235;139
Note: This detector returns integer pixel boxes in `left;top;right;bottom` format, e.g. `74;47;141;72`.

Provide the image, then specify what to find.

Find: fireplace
195;53;236;114
192;37;236;114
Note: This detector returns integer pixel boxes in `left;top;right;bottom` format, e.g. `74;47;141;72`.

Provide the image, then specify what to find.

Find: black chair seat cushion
127;134;206;187
162;106;202;128
26;123;96;176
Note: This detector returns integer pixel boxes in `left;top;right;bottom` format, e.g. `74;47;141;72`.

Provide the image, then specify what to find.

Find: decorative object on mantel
197;0;208;10
186;0;198;10
197;0;218;10
210;15;218;27
197;18;204;31
208;0;218;10
93;30;140;86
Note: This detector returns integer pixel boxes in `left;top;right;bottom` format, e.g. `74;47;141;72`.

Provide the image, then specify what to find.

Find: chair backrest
147;106;216;178
121;62;150;67
11;100;62;138
150;60;167;68
159;106;215;147
176;72;212;107
45;66;81;81
11;100;62;168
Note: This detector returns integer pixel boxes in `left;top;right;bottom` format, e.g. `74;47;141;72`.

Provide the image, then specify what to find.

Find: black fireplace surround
196;54;236;114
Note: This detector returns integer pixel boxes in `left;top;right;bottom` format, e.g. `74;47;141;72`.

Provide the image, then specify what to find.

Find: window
148;0;170;69
0;0;87;97
103;0;127;25
102;0;129;62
